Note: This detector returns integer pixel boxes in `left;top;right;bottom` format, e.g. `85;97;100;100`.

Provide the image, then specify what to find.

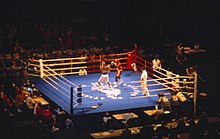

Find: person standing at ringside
140;67;150;97
152;54;161;78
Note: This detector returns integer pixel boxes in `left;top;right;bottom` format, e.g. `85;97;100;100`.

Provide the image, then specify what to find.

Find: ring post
127;52;132;70
39;59;44;78
77;84;82;104
134;44;138;63
70;86;74;115
70;86;73;115
193;73;198;114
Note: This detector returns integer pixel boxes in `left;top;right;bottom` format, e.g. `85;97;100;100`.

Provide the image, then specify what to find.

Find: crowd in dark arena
0;0;219;139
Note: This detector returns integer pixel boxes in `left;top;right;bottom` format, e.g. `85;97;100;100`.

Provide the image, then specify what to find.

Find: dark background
1;0;219;47
0;0;219;113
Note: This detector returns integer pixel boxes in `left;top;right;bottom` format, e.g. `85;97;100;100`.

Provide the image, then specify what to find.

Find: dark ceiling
0;0;219;50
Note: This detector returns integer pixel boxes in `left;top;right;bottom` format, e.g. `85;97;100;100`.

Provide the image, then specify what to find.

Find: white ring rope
153;75;176;91
79;75;192;91
43;65;79;100
153;69;170;78
42;56;87;62
125;77;177;84
178;75;194;79
44;65;77;87
30;59;40;62
44;66;73;88
44;70;72;94
28;68;40;72
134;82;173;88
45;66;87;71
42;76;78;104
153;65;177;77
45;61;87;67
178;81;194;84
42;77;70;99
29;63;40;67
28;74;39;77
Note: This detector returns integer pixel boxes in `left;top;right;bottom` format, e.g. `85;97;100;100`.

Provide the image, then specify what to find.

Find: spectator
176;91;187;103
176;44;187;65
196;111;208;132
139;124;154;139
176;118;186;133
79;68;87;76
65;118;73;129
1;90;16;116
38;105;59;132
123;112;133;124
156;121;169;139
31;84;41;97
102;112;114;131
14;90;25;112
185;65;198;89
170;91;180;114
33;102;42;120
194;41;200;50
152;54;162;77
170;118;179;138
158;93;171;111
121;126;132;139
186;65;197;77
131;63;137;72
25;93;35;110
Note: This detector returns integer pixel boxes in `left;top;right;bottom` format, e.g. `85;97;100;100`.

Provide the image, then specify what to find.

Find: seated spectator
196;111;208;131
123;112;133;124
152;109;164;118
33;102;42;122
176;91;187;114
14;91;26;112
31;84;41;97
102;112;114;131
170;118;179;138
15;85;22;96
176;118;186;133
131;63;137;72
156;121;169;139
9;83;17;99
169;91;180;113
79;68;87;76
152;54;162;71
186;65;197;77
65;117;73;129
145;105;164;121
25;93;35;110
1;91;16;116
176;90;187;102
121;126;132;139
36;104;59;132
60;70;65;75
158;93;171;111
139;124;154;139
188;115;197;131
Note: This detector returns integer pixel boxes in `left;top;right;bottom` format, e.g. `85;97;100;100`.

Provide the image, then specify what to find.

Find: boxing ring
28;45;198;115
